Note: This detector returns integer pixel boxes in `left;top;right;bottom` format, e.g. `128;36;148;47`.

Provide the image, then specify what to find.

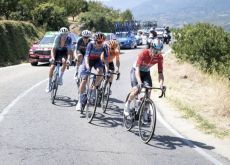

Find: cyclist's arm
76;39;83;56
115;50;120;71
103;45;109;73
135;66;142;85
158;55;164;87
84;42;92;69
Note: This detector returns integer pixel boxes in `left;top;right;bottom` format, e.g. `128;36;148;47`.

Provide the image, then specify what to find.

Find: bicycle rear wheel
102;82;110;113
51;73;58;104
138;98;156;143
123;93;135;130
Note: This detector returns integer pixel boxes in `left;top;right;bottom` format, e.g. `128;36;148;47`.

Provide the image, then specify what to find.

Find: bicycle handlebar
143;85;166;98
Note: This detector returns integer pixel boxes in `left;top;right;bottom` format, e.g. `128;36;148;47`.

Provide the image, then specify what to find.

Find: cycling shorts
130;67;152;87
55;47;68;61
79;58;104;80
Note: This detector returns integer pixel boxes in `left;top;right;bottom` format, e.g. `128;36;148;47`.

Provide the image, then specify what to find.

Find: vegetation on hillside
0;0;134;32
172;23;230;80
0;20;41;66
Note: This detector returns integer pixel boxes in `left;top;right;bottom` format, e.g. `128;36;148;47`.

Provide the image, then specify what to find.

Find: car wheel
31;62;38;66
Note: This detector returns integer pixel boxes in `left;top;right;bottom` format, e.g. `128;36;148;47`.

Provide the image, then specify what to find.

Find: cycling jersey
76;37;92;56
53;33;72;50
101;48;119;63
134;49;163;73
85;41;108;60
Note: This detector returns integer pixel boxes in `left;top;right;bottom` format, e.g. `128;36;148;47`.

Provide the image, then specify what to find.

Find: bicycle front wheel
85;88;98;123
138;98;156;143
102;82;110;113
51;74;58;104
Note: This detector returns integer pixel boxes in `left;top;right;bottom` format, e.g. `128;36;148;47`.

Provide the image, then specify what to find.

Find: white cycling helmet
151;38;163;50
59;27;69;34
82;30;91;37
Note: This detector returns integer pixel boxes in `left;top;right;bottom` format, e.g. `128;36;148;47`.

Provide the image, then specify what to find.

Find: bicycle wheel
51;72;58;104
123;93;135;131
138;98;156;143
85;87;98;123
102;82;110;113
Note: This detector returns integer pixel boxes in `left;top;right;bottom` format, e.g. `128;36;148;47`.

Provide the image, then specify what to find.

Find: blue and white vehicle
116;32;137;49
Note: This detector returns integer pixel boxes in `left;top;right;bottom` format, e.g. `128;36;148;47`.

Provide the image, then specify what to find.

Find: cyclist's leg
142;71;152;97
108;62;115;83
58;48;68;85
94;59;104;87
140;71;152;122
128;68;141;101
124;67;140;115
76;61;90;110
46;63;55;93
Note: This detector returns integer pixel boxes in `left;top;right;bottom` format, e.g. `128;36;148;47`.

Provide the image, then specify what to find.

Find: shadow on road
52;95;76;107
126;128;215;151
88;97;124;128
149;135;215;151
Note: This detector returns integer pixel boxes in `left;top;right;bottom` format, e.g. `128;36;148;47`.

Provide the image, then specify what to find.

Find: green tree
121;9;133;22
0;0;18;19
32;3;68;31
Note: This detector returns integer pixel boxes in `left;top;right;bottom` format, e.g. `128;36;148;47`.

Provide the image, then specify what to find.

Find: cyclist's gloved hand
66;59;71;65
49;58;55;64
137;83;143;91
105;72;111;80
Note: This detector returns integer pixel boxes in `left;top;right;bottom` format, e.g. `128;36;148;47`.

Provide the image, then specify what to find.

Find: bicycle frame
51;61;62;104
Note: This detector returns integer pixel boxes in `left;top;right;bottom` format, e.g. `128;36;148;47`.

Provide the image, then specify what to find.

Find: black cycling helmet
95;32;104;41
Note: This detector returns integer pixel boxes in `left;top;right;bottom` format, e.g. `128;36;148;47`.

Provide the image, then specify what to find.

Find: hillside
103;0;230;31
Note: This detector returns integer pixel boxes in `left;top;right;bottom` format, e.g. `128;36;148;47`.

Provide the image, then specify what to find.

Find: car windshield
39;35;56;45
116;32;129;38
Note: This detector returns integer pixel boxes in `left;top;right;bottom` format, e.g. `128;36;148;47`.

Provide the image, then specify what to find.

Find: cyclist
124;38;164;116
74;30;92;79
45;27;72;93
76;32;109;111
101;40;120;94
147;28;157;48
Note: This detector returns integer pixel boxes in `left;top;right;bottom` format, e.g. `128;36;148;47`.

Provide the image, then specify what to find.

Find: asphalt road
0;45;229;165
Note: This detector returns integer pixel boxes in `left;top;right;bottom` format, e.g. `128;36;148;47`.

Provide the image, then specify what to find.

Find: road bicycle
50;61;62;104
123;85;166;143
101;72;120;113
83;72;106;123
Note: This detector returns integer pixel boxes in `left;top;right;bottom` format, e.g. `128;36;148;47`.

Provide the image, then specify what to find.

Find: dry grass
151;53;230;138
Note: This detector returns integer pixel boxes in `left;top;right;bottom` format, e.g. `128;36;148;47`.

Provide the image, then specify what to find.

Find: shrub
0;20;40;66
172;23;230;79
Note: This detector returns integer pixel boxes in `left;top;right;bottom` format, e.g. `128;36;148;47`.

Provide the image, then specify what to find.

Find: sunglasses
152;49;161;54
83;37;89;39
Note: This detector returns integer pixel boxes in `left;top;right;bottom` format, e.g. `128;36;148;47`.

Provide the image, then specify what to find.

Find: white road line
156;47;223;165
157;110;223;165
0;79;48;123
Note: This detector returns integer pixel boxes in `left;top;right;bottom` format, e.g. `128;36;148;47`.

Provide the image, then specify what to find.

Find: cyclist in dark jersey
124;38;165;116
74;30;92;79
45;27;72;93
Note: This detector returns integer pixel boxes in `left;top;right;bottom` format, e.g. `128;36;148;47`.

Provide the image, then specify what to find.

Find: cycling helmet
108;40;118;49
82;30;91;37
95;32;104;41
150;28;157;37
151;38;163;50
59;27;68;34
